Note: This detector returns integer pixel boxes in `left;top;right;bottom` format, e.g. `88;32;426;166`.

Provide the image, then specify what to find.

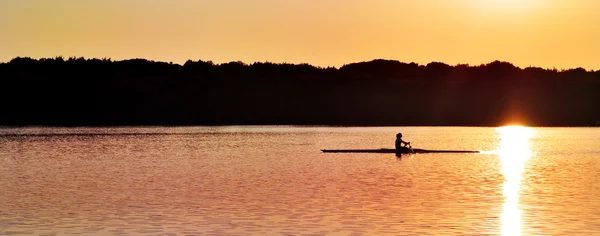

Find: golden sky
1;0;599;69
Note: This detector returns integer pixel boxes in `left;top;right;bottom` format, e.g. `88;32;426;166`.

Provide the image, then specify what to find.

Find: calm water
1;126;599;235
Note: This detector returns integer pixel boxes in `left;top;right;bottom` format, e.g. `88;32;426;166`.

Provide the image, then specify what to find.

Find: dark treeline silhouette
1;57;599;126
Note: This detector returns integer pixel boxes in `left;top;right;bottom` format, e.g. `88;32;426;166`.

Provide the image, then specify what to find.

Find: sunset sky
1;0;599;69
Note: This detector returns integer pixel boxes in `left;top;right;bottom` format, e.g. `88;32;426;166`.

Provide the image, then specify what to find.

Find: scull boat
321;147;479;154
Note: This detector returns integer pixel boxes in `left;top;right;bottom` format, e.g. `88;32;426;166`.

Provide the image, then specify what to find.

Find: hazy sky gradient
1;0;599;69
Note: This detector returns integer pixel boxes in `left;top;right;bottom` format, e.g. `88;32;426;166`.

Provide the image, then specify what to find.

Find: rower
395;133;412;155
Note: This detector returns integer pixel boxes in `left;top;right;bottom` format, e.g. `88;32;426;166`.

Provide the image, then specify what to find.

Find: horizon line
2;56;597;72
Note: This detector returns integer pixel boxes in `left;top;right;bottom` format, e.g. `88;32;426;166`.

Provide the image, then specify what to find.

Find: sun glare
485;0;536;7
496;125;533;236
479;0;541;15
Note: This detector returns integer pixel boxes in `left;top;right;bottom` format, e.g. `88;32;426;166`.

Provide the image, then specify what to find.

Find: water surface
1;126;599;235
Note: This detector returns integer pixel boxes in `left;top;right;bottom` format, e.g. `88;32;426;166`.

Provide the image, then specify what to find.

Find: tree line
1;57;599;126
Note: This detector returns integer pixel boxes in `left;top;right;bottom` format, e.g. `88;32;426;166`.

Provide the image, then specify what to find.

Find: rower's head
396;133;402;138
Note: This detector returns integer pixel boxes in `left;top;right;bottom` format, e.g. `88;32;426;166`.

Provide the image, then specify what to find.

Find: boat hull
321;147;478;154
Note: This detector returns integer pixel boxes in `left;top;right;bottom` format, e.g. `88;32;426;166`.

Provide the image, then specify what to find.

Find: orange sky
1;0;599;69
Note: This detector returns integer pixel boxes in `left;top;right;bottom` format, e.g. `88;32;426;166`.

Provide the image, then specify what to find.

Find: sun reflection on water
496;126;533;236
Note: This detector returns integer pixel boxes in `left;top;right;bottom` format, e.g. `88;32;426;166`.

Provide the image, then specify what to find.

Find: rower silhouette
395;133;412;156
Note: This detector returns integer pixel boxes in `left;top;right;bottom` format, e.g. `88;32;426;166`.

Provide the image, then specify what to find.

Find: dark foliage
1;57;599;126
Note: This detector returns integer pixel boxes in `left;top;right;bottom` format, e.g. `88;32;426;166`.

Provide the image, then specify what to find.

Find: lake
1;126;599;235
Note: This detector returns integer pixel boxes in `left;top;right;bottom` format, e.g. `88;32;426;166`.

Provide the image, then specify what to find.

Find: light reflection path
496;126;533;236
